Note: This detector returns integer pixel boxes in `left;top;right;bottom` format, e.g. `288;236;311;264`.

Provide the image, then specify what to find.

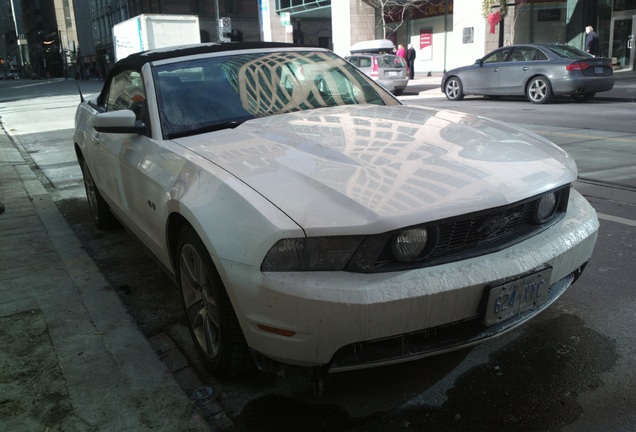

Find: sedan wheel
444;77;464;101
177;227;249;377
80;158;116;229
527;76;553;104
571;92;596;102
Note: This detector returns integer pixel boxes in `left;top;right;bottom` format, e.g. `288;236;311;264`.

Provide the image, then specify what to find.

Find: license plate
388;71;398;76
594;66;604;74
485;268;552;326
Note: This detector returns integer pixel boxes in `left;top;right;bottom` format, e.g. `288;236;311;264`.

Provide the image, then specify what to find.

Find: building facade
84;0;261;78
1;0;633;79
262;0;636;74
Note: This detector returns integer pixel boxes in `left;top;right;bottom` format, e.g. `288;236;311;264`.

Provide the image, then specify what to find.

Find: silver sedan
442;44;615;104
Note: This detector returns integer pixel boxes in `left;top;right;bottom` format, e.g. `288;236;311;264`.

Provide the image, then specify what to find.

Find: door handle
91;132;100;143
522;67;529;71
493;68;499;72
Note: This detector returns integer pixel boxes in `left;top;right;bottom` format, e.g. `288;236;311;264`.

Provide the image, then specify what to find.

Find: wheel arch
74;142;85;163
443;74;460;88
166;211;196;274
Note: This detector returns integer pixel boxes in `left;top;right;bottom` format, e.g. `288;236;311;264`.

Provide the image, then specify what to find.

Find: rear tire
527;76;553;104
177;227;250;377
444;77;464;101
80;158;117;229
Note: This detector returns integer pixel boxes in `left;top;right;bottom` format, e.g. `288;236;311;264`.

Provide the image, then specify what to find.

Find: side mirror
475;59;484;66
93;110;147;134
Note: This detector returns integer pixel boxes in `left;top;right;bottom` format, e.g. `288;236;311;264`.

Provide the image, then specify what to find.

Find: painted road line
597;213;636;227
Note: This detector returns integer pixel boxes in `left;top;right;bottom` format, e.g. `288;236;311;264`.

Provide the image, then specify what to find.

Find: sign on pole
280;12;290;26
219;17;231;41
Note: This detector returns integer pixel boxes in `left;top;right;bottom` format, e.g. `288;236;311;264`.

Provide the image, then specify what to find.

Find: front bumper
221;189;598;374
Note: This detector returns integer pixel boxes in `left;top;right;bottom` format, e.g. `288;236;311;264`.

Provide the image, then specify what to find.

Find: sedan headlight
534;192;558;223
261;237;362;271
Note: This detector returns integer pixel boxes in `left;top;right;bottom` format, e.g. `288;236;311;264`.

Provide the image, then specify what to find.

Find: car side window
483;48;513;64
511;47;541;62
358;57;372;68
105;70;146;121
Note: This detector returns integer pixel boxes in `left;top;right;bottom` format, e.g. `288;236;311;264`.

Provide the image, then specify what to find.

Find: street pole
214;0;221;42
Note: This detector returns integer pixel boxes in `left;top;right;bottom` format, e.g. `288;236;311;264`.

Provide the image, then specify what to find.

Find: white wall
332;0;375;57
332;0;352;56
408;16;452;74
448;0;487;70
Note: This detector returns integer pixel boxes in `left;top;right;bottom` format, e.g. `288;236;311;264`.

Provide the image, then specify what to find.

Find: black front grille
346;185;570;273
430;200;536;258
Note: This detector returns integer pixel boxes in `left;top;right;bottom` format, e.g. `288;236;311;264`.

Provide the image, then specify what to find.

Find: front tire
177;227;250;377
527;76;553;104
444;77;464;101
80;158;117;229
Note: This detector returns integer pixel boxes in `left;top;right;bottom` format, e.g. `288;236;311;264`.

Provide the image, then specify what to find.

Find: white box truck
113;14;201;62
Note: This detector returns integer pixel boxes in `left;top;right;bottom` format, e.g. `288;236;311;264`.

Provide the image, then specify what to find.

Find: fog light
535;192;557;223
391;228;428;262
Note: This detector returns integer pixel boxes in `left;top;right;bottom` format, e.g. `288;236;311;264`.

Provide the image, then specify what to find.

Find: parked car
442;43;614;103
346;39;409;95
6;69;19;79
73;42;598;381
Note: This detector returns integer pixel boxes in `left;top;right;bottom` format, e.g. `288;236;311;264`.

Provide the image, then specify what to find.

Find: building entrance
609;14;635;70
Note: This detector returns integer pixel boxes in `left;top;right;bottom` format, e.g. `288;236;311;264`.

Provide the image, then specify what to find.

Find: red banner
420;29;432;50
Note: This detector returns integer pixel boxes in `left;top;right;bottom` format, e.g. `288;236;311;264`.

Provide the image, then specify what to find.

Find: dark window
225;0;239;14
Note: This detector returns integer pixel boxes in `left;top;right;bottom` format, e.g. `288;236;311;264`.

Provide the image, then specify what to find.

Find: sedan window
511;47;540;62
482;47;513;63
545;44;592;59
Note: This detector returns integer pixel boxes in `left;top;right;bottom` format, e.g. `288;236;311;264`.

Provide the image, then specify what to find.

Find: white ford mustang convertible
73;43;598;381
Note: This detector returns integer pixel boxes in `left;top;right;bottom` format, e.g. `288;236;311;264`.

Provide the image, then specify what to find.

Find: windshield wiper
166;119;248;139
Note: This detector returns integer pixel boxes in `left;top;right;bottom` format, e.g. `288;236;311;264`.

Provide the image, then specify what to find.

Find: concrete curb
0;128;211;431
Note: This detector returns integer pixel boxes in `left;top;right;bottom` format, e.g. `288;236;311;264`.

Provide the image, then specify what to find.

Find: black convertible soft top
112;42;306;73
98;42;311;105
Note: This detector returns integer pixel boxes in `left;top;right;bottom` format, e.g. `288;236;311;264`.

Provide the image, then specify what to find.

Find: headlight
261;237;362;271
391;227;429;262
534;192;558;223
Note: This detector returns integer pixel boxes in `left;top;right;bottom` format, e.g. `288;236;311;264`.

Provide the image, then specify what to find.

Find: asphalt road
1;78;634;431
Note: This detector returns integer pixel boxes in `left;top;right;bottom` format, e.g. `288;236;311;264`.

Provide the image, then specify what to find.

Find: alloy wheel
180;243;222;360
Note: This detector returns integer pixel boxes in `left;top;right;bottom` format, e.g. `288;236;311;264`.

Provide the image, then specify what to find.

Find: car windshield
545;44;592;59
153;50;397;139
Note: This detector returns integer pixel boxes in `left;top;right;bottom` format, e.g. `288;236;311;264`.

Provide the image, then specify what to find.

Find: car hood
174;105;576;235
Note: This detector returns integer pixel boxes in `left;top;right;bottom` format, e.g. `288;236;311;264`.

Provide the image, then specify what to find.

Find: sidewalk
0;130;213;430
